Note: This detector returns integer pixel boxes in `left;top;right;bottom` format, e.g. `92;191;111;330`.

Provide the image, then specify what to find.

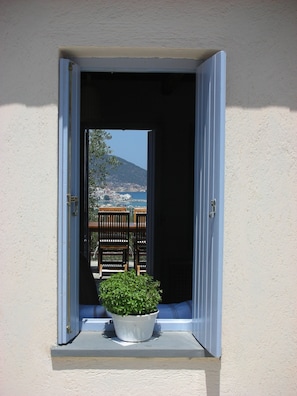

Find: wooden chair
133;207;147;223
134;213;147;275
92;207;128;261
98;211;130;278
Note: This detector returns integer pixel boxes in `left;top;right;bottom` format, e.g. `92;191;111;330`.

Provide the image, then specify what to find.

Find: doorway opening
88;128;148;277
80;71;196;304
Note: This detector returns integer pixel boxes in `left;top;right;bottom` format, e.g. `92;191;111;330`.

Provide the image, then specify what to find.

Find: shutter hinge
67;194;79;216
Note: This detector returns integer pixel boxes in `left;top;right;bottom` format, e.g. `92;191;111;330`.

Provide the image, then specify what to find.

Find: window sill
51;330;206;358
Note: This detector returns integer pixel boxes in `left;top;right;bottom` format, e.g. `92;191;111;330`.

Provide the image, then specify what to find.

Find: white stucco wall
1;1;297;395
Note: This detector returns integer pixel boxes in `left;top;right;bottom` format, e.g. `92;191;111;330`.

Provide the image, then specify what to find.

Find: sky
106;129;148;170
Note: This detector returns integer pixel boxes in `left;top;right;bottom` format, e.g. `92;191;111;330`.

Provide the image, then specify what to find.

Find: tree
88;129;119;220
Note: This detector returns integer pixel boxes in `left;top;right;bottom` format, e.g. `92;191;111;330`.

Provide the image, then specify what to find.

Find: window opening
79;71;195;309
58;52;226;357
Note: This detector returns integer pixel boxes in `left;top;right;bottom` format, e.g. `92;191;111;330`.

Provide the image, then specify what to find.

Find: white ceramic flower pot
110;311;159;342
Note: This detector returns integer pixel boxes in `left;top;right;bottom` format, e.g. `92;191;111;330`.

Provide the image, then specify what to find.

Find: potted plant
99;270;162;342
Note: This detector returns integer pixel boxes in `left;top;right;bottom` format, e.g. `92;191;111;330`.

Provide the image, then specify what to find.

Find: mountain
106;156;147;191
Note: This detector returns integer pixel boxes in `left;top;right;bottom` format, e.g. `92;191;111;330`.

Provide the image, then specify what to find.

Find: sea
118;191;147;208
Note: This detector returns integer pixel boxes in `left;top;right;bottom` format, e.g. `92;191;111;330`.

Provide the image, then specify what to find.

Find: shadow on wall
52;357;221;395
1;47;296;111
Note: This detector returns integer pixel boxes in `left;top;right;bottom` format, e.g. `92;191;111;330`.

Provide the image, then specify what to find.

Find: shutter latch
209;199;216;218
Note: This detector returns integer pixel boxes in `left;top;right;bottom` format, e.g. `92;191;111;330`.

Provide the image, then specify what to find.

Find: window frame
57;53;226;357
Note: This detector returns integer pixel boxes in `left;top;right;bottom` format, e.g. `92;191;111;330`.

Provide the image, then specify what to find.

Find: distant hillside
106;156;147;191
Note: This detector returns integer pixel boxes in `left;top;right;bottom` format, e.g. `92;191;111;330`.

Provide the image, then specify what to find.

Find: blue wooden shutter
58;59;80;344
192;51;226;357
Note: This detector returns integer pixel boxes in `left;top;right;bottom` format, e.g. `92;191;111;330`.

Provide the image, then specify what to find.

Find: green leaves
88;129;119;220
99;270;162;316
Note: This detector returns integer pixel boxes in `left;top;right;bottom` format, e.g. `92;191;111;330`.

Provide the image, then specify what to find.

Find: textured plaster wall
1;1;297;395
